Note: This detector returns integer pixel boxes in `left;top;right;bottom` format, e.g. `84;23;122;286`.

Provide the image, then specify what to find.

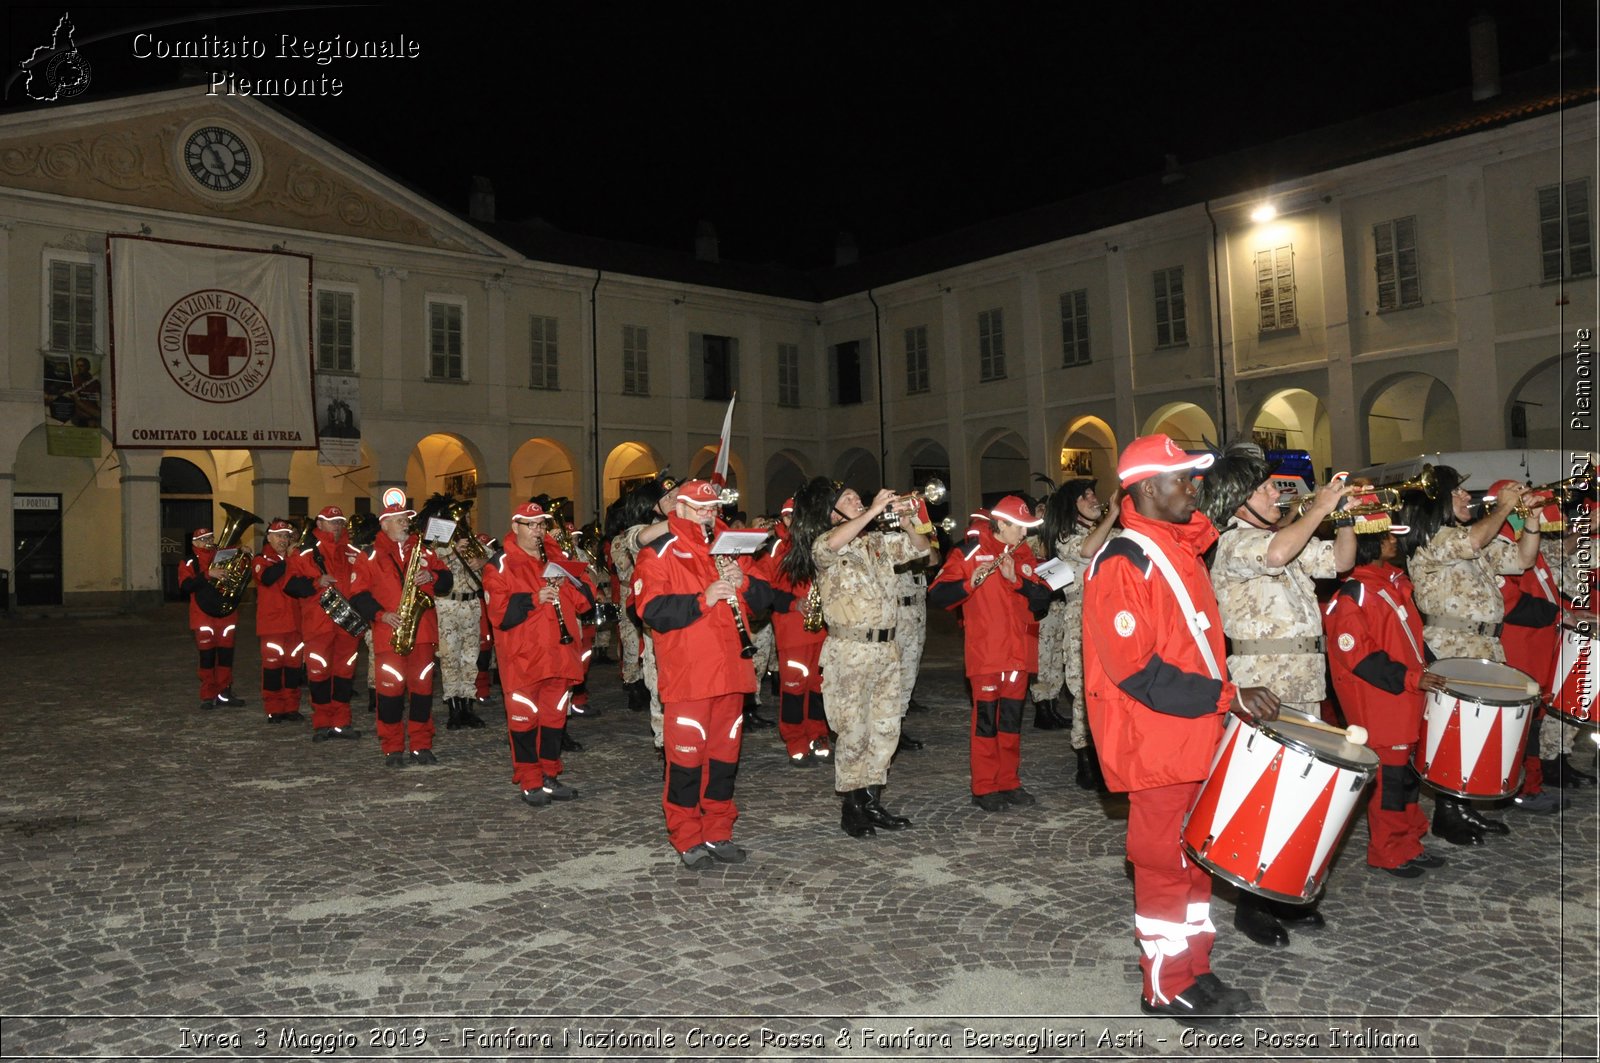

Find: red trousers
1128;782;1215;1006
191;619;238;700
505;677;571;791
258;633;305;717
662;693;744;853
969;670;1027;795
776;641;827;757
1368;746;1429;868
304;628;360;730
373;641;436;754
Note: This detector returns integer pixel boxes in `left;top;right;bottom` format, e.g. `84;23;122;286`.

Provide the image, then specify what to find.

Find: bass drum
319;585;371;638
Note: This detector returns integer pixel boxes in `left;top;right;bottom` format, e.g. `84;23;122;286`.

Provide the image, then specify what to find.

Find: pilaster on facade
1103;248;1138;444
250;450;293;522
1018;270;1050;482
119;451;163;604
1444;163;1504;448
485;277;509;423
666;297;689;477
1317;202;1362;472
739;312;768;504
377;266;406;414
1209;215;1240;442
939;288;972;501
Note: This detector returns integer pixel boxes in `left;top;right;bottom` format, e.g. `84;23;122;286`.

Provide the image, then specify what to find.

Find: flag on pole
711;392;737;487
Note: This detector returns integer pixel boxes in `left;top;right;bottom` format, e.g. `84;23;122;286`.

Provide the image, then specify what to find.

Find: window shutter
1539;185;1564;281
1566;179;1593;277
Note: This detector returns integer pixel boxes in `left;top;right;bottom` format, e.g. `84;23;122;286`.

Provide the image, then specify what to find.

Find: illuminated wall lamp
1249;203;1277;224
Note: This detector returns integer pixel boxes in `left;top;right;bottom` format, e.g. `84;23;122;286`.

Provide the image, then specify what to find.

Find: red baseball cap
476;532;496;546
990;495;1043;528
512;502;548;523
266;519;296;533
677;479;722;507
1118;434;1215;487
317;505;346;522
191;528;213;541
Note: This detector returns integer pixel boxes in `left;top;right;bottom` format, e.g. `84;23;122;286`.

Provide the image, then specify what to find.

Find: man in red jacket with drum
1082;434;1278;1024
252;519;305;722
634;479;775;871
284;506;364;742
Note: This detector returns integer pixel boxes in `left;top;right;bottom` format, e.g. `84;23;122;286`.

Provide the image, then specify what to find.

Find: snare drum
1413;658;1537;798
1182;713;1377;905
1553;625;1597;726
319;585;371;638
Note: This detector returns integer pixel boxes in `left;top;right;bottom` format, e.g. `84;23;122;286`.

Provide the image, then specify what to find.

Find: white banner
109;236;315;449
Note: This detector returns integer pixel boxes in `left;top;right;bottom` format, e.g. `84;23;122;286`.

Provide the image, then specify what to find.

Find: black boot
446;698;465;730
1033;698;1061;730
1456;799;1510;835
458;698;486;728
562;730;584;753
1233;892;1289;947
1048;698;1073;729
896;729;924;753
1547;755;1598;787
862;784;912;830
1074;747;1098;790
1432;795;1486;846
366;687;376;714
840;790;876;838
743;693;772;730
627;680;649;712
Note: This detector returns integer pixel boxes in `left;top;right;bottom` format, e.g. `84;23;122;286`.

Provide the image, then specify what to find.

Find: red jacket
1082;499;1236;792
178;546;232;625
348;533;453;653
928;525;1051;676
1323;562;1430;747
1499;551;1563;694
753;524;824;652
283;529;364;641
251;543;300;638
482;533;592;690
634;513;773;702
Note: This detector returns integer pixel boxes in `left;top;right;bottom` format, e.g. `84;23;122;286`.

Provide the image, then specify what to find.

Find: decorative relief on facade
0;131;167;192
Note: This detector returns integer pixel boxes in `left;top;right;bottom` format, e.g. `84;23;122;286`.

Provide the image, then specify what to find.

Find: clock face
183;126;253;192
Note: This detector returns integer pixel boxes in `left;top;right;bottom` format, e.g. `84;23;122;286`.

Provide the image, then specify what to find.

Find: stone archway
833;448;879;499
1506;356;1570;449
510;436;579;512
407;433;487;512
1141;402;1217;450
764;449;811;512
289;444;375;517
1246;388;1331;477
1364;373;1460;465
604;441;664;509
1055;415;1118;498
974;429;1030;507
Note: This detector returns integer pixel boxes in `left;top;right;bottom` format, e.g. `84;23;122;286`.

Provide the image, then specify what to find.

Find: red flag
711;392;737;487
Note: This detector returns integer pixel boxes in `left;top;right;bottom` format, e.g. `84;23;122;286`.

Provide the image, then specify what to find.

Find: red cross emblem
185;314;249;378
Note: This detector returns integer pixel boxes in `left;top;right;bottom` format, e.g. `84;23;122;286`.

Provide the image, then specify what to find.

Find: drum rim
1181;840;1325;906
1415;776;1521;800
1427;656;1541;708
1246;715;1381;771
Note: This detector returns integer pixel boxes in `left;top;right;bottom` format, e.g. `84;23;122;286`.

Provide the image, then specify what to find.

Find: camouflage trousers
895;603;926;714
820;637;903;790
1063;599;1088;750
1031;598;1069;703
642;635;664;749
593;622;614;656
435;597;481;700
619;618;643;685
1539;715;1578;758
750;622;777;704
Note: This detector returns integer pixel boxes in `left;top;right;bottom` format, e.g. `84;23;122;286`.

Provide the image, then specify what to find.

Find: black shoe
862;785;911;830
743;706;773;730
383;751;407;769
1374;860;1426;878
627;681;650;712
809;737;832;762
561;732;584;753
409;749;438;766
1512;790;1566;813
680;844;716;871
458;701;486;728
1032;698;1061;730
840;791;877;838
267;711;303;723
1409;850;1447;869
1234;897;1289;947
1456;801;1510;835
1139;989;1223;1026
906;696;931;714
896;730;924;753
445;697;464;731
200;699;217;711
541;779;578;801
328;726;360;740
703;839;748;863
366;689;376;714
1432;797;1486;846
217;688;247;707
1270;901;1324;929
999;787;1037;807
521;787;551;808
568;701;600;719
1075;744;1108;792
788;750;815;767
1048;699;1074;729
311;728;333;742
971;792;1007;812
1191;973;1251;1013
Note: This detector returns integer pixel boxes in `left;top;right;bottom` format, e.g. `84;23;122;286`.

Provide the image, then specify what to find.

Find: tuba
210;502;264;614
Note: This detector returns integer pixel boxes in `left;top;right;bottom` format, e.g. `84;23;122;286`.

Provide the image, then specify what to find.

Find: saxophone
390;532;434;655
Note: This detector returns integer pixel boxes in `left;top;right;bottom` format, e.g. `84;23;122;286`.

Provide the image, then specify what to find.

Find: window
1255;245;1297;331
315;289;355;372
829;340;863;406
691;333;738;400
622;325;649;396
530;314;559;389
776;342;800;407
1153;267;1187;347
904;325;930;393
1539;179;1594;281
978;308;1006;381
427;299;464;380
1058;290;1089;366
48;259;94;353
1374;218;1422;311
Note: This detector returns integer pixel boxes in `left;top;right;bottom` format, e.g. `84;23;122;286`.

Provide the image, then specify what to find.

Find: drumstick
1429;674;1541;696
1290;716;1369;747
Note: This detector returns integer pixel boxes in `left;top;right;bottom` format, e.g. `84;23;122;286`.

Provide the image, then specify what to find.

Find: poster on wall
315;370;362;467
108;236;315;450
42;351;103;456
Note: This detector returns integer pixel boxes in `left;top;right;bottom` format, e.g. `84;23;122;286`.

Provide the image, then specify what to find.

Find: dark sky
4;1;1592;267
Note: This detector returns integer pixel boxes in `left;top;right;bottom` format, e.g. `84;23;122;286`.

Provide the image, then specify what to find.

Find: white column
377;267;408;414
940;289;972;510
1019;270;1049;472
119;449;163;610
1105;250;1139;442
251;449;292;520
740;312;767;510
1317;203;1362;472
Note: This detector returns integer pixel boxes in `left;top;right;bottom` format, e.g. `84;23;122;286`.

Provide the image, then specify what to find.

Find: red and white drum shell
1414;658;1539;798
1182;713;1377;906
1552;625;1597;726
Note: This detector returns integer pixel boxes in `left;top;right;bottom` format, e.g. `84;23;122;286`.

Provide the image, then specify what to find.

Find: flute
971;542;1018;587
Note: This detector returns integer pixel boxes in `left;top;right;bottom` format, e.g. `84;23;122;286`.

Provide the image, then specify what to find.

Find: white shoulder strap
1117;528;1222;681
1374;587;1426;665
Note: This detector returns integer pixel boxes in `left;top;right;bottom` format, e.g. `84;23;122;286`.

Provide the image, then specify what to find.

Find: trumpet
875;478;948;528
1487;467;1592;527
1284;465;1440;533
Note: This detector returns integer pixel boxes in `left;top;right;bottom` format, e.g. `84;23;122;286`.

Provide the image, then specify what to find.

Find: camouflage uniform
814;528;928;790
894;562;931;714
611;533;644;685
1409;525;1522;662
617;523;665;747
750;618;777;703
1058;525;1112;750
434;550;482;700
1212;519;1337;719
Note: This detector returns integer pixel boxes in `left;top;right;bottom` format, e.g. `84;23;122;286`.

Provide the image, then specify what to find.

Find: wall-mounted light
1250;204;1277;224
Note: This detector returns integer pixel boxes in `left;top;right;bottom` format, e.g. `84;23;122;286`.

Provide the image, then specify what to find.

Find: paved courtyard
1;605;1596;1060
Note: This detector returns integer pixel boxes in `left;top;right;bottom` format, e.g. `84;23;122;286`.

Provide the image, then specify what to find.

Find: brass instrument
391;518;447;655
875;478;949;528
706;522;757;658
293;515;317;552
530;527;574;645
447;499;487;592
1487;467;1592;527
1283;465;1440;533
801;583;826;633
970;542;1019;588
347;512;377;549
209;502;264;614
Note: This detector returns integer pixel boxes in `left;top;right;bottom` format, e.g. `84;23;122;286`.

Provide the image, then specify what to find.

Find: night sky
4;1;1591;267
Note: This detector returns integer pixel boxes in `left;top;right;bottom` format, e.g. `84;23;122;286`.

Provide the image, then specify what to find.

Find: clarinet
971;542;1019;588
533;533;574;645
708;525;758;659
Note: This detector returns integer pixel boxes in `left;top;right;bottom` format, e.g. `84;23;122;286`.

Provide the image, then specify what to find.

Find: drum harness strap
1118;529;1221;682
1228;635;1324;655
1375;589;1425;665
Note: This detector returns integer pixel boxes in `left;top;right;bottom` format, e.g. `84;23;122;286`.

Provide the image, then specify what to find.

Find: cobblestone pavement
1;605;1596;1061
